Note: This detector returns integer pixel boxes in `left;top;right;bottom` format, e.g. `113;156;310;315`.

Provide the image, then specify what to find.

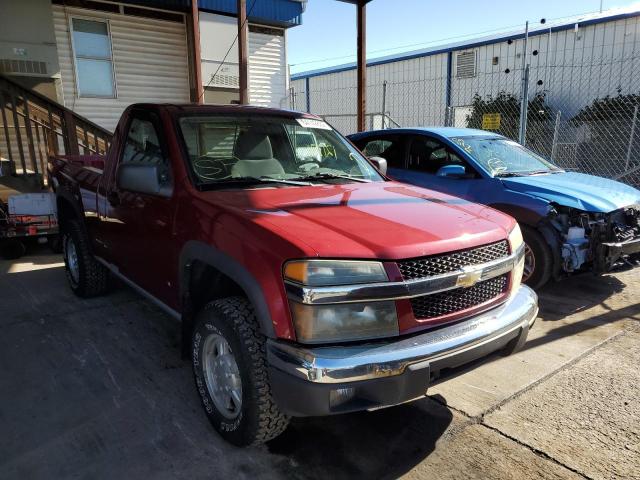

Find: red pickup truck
49;104;538;446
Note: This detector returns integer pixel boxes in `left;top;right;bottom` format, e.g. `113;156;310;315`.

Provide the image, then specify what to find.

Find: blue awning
198;0;304;27
124;0;305;27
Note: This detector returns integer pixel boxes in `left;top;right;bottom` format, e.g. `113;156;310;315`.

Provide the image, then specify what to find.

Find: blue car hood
501;172;640;212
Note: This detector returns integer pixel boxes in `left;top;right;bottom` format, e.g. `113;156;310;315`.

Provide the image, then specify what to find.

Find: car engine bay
549;204;640;274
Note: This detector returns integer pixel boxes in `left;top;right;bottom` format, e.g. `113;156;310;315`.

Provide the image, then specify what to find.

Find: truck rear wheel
192;297;290;446
522;226;552;290
62;220;109;297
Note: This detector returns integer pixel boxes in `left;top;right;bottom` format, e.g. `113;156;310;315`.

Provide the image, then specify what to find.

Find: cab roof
128;103;323;120
349;127;503;140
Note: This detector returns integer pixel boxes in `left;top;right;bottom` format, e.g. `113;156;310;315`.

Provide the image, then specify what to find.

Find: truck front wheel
62;220;109;297
192;297;290;446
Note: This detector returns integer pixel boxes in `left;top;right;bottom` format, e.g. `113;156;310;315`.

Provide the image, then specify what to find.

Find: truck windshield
451;136;563;177
178;116;383;187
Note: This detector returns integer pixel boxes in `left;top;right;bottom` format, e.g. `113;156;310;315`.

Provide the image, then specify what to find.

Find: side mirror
436;164;466;178
368;156;388;175
117;163;172;197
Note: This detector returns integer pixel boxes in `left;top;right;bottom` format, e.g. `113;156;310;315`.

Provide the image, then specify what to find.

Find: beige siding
52;5;190;132
249;29;286;108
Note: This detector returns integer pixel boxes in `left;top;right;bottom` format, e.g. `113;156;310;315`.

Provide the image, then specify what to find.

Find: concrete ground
0;248;638;480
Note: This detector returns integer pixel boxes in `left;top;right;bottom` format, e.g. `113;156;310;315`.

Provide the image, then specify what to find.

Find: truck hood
501;172;640;212
209;181;515;259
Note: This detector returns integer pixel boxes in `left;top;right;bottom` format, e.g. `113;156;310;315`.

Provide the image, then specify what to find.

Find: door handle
107;191;120;206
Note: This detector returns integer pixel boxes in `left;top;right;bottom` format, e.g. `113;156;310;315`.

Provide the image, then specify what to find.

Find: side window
360;136;405;168
408;137;466;174
117;114;172;193
122;117;165;166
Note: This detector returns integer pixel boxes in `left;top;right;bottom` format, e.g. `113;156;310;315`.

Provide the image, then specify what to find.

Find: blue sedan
349;127;640;289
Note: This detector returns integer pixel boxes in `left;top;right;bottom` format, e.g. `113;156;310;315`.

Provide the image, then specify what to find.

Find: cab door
101;109;177;303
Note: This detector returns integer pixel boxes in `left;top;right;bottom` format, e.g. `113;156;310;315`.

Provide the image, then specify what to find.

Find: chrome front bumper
268;285;537;387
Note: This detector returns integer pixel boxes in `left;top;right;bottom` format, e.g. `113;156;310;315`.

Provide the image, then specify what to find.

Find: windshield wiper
525;169;557;176
201;176;312;188
296;173;371;183
494;172;525;178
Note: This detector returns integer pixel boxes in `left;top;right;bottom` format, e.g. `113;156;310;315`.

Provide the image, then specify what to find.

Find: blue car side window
407;137;468;176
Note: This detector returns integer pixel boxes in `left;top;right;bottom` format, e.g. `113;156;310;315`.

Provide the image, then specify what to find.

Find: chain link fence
289;18;640;187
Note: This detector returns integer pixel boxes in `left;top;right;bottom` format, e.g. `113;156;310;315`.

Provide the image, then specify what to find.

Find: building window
71;18;115;98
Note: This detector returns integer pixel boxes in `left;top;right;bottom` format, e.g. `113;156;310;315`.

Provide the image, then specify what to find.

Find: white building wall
248;27;287;108
52;5;190;132
298;52;448;134
451;15;640;117
292;14;640;133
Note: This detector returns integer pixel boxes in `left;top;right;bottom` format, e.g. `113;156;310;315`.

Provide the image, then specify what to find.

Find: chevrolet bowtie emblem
456;266;483;288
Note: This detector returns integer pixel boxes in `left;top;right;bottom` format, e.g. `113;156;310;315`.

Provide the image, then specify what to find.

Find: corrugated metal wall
292;51;448;133
451;15;640;117
290;14;640;134
52;5;190;132
248;28;287;108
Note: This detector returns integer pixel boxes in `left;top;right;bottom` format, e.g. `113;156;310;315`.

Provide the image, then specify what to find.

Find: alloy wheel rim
523;243;535;282
202;333;243;419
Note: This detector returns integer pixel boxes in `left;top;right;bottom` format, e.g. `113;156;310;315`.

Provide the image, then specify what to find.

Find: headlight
290;301;399;343
508;223;525;292
508;223;524;251
284;260;388;286
284;260;397;343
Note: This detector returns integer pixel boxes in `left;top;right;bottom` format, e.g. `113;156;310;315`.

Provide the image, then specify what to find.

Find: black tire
522;226;553;290
49;234;63;254
62;220;109;297
0;239;26;260
192;297;290;446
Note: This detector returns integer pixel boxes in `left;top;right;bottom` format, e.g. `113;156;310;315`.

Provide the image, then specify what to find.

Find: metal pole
381;80;387;129
191;0;204;103
624;104;638;171
356;1;366;132
237;0;249;105
551;110;561;161
519;21;529;145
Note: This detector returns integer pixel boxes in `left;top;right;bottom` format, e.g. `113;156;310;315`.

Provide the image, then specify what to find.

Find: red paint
50;104;517;341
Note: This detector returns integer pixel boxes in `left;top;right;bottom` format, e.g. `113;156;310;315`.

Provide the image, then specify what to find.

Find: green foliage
572;90;640;123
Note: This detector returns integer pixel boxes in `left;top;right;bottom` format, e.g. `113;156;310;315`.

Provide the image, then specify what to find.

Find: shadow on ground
537;272;627;322
0;253;451;479
267;395;452;480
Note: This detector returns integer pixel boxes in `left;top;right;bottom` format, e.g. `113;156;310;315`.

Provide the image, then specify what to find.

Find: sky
287;0;640;74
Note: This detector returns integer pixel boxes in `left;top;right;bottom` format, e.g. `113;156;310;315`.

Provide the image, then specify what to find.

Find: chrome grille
398;240;509;280
410;275;508;319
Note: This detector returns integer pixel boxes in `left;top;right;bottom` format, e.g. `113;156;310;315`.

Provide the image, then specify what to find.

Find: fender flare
55;186;86;230
179;240;276;339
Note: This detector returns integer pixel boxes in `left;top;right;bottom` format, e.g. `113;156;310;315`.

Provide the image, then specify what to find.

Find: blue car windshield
451;136;563;177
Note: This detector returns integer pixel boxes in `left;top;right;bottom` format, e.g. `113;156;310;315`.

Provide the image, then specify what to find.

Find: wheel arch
489;201;563;280
179;240;276;357
55;188;85;231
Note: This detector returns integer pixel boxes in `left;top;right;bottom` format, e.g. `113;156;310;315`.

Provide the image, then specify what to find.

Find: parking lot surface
1;249;638;480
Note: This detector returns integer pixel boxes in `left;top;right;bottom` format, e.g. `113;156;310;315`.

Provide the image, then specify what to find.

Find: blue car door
396;135;501;203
